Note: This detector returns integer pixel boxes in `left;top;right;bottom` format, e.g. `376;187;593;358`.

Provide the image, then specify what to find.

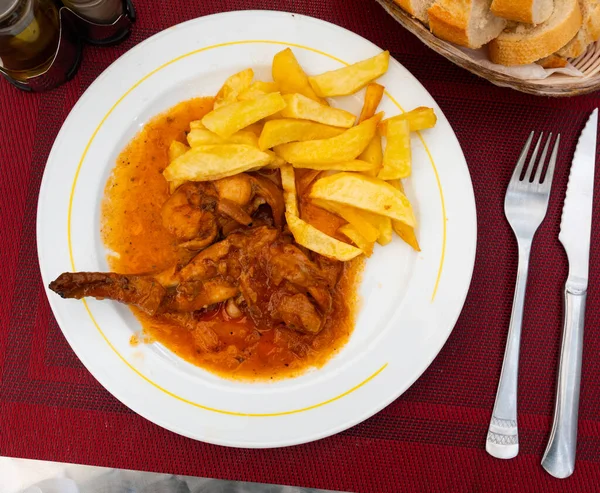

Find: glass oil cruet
0;0;60;82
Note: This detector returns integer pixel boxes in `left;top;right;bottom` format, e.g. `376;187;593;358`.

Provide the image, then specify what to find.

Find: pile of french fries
163;48;437;261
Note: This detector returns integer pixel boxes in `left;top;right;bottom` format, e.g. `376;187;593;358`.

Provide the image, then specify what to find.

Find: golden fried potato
286;213;363;261
308;51;390;97
280;164;299;216
378;118;411;180
228;131;259;146
237;81;280;101
187;129;258;147
376;217;393;246
387;178;404;193
310;172;416;226
187;129;222;146
292;160;378;172
393;220;420;251
258;119;345;150
358;132;383;177
339;224;374;257
163;144;272;182
280;94;355;128
244;121;265;136
189;120;205;130
358;83;385;123
263;150;286;169
214;68;254;109
379;107;437;136
169;140;189;161
274;113;381;165
312;199;379;243
202;92;286;138
272;48;326;104
388;179;420;251
168;141;190;194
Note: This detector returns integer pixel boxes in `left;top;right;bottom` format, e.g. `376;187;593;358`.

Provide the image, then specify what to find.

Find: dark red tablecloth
1;1;599;491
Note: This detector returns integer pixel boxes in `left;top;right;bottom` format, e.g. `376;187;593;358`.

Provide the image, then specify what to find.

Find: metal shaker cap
0;0;22;23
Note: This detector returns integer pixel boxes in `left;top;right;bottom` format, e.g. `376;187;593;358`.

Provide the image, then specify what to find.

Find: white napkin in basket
459;46;584;79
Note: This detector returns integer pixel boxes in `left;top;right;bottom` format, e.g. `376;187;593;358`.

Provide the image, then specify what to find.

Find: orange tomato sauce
101;98;362;381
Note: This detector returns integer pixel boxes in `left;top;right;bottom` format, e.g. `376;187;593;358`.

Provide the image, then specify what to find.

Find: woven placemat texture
1;1;599;491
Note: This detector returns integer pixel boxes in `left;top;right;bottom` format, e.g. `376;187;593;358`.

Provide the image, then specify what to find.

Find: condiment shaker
62;0;124;24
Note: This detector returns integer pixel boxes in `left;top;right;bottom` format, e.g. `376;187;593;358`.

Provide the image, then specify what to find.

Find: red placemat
1;1;599;491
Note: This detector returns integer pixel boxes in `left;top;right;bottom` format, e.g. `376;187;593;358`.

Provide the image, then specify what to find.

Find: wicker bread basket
376;0;600;97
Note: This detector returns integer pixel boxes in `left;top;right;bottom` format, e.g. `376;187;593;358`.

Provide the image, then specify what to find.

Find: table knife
542;108;598;479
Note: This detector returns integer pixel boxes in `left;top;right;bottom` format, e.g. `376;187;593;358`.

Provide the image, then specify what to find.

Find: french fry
296;170;322;195
163;144;272;182
388;179;420;251
187;129;222;146
308;51;390;97
286;213;363;261
312;199;380;243
309;172;416;226
379;107;437;136
358;132;383;177
280;94;355;128
378;118;411;180
274;113;381;165
244;121;265;136
376;217;393;246
237;81;280;101
187;129;259;148
392;220;420;251
280;164;299;216
202;92;286;138
387;178;405;193
258;119;345;150
292;160;378;172
214;68;254;109
169;140;189;161
272;48;326;104
339;224;374;257
263;150;286;169
168;141;190;194
189;120;205;130
358;83;385;123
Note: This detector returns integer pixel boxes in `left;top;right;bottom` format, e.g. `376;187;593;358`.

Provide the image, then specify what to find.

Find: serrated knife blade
558;108;598;289
542;109;598;479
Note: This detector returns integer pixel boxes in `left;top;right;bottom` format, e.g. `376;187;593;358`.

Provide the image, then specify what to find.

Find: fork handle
486;241;531;459
542;284;586;479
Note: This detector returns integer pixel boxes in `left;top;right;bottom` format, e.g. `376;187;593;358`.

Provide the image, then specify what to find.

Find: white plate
37;10;476;448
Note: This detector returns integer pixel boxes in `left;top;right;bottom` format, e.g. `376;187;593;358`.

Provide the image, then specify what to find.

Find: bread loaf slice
427;0;507;49
394;0;436;24
557;0;600;58
489;0;582;65
537;54;569;67
490;0;555;24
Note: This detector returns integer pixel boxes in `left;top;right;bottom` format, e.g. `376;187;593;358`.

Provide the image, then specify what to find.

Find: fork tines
512;132;561;188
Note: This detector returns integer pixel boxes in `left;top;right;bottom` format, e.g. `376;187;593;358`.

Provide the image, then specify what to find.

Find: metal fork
486;132;561;459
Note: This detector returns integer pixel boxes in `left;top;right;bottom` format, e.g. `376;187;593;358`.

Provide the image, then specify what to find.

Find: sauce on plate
101;98;362;381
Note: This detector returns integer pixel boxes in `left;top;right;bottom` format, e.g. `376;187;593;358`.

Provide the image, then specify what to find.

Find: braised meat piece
49;226;342;335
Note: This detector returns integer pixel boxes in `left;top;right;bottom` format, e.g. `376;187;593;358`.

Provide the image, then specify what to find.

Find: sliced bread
394;0;436;24
537;54;569;66
427;0;507;49
489;0;582;65
557;0;600;58
491;0;554;24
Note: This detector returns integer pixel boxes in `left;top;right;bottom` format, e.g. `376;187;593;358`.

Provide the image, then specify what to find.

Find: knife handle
542;284;586;479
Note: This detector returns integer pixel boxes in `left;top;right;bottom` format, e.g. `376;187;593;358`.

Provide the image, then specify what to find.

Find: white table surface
0;457;346;493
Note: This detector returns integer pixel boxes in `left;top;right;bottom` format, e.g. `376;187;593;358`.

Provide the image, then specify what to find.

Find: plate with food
38;10;476;447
